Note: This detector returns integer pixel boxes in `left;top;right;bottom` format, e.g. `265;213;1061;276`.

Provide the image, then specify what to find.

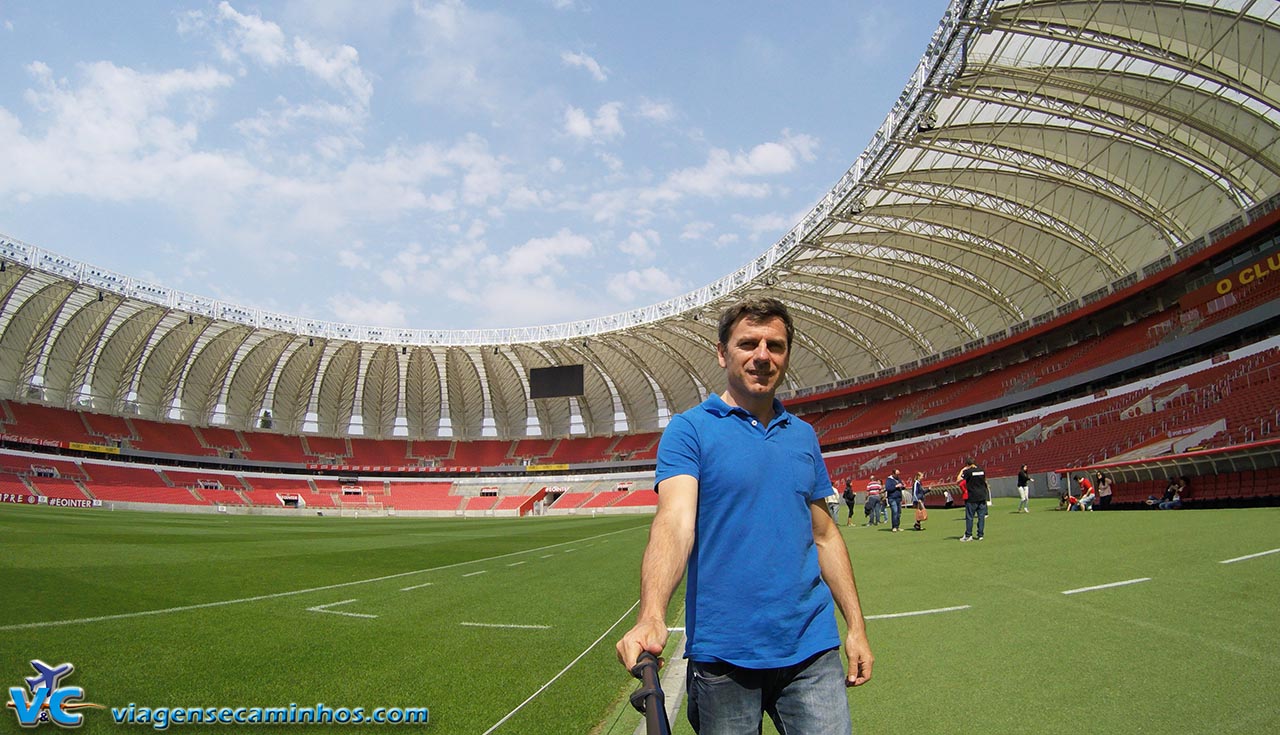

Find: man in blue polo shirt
616;297;874;734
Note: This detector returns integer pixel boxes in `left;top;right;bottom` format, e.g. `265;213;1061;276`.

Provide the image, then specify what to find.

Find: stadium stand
450;440;515;468
302;435;350;461
193;426;248;454
81;413;135;442
1;214;1276;514
385;482;462;511
130;418;213;456
612;490;659;508
3;401;97;445
348;437;413;466
238;432;307;463
464;495;499;512
407;440;454;463
580;491;627;508
548;436;616;464
548;491;593;509
27;477;93;501
611;433;659;460
511;438;556;462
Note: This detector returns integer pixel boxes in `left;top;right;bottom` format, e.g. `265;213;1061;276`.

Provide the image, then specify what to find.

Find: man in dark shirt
883;469;905;532
958;457;989;541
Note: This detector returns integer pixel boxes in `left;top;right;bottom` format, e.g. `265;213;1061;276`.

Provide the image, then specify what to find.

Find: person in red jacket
1073;475;1095;511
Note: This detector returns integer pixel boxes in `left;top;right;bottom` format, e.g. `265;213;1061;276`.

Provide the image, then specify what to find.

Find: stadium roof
1;0;1278;440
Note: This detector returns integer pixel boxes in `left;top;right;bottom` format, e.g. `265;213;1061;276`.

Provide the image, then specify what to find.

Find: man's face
717;315;790;401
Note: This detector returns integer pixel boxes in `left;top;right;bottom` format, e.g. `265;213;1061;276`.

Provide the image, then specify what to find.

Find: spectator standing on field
826;485;841;524
1095;471;1114;510
865;476;883;526
911;471;927;531
842;479;857;526
958;458;989;542
1017;465;1033;513
884;469;905;532
615;296;873;734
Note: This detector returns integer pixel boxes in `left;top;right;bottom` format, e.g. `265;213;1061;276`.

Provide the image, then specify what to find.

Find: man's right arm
615;473;698;672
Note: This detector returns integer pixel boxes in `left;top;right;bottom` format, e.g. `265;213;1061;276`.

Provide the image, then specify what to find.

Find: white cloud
0;61;243;204
547;156;564;173
336;243;369;269
488;228;593;278
576;129;820;227
660;129;818;198
564;101;624;142
234;100;364;145
291;38;373;107
564;106;592;138
619;229;659;259
638;98;674;123
405;230;600;328
327;295;410;326
680;221;713;241
607;267;682;301
598;152;623;173
207;2;373;108
561;51;607;82
733;212;794;239
506;186;549;209
444;133;514;206
214;1;289;66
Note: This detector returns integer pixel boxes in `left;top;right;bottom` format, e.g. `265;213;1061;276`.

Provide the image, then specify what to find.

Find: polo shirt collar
704;393;792;429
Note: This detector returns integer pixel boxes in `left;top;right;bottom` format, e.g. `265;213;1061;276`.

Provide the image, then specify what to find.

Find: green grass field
2;501;1278;734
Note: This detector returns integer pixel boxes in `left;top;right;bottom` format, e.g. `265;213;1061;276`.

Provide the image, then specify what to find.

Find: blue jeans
887;497;902;529
964;500;986;538
867;498;881;524
686;648;851;735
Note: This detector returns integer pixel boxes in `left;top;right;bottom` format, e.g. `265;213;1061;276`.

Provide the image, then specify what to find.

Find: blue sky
0;1;949;330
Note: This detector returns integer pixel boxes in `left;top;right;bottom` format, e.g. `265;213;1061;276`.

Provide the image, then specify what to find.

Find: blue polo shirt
656;394;839;668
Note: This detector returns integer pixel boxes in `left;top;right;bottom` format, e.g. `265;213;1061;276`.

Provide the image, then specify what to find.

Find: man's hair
717;297;794;348
963;456;975;466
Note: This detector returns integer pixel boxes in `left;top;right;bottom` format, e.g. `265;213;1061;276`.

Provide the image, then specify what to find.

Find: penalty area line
865;605;971;620
1062;577;1151;595
481;599;639;735
460;622;551;630
306;599;377;619
1220;548;1280;564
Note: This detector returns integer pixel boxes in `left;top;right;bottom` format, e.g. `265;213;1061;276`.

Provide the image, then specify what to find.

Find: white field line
0;525;643;631
399;582;435;592
463;570;488;577
506;561;526;567
1062;577;1151;595
1220;548;1280;564
306;599;377;619
539;555;555;559
481;600;639;735
866;605;971;620
460;622;551;630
